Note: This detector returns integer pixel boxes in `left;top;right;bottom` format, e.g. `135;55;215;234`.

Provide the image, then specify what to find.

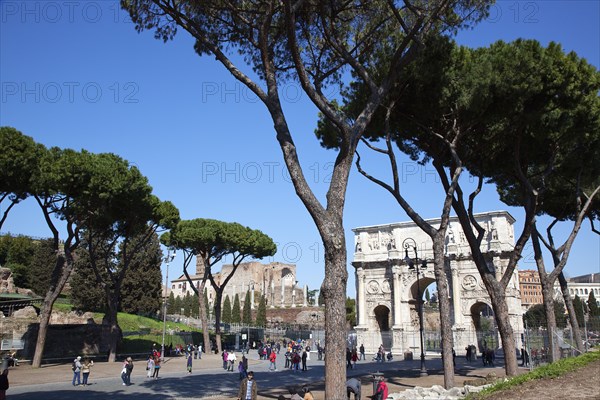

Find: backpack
71;361;76;371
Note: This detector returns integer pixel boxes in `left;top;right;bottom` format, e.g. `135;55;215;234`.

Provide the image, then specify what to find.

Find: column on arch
357;267;366;326
392;265;402;327
451;261;463;326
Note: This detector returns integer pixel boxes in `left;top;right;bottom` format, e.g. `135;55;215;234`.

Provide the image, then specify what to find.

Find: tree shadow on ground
10;389;172;400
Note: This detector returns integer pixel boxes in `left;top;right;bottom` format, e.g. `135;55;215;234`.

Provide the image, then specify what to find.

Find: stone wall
0;307;110;360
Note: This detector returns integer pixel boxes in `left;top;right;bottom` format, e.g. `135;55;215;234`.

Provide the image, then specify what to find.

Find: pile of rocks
0;267;36;296
387;383;492;400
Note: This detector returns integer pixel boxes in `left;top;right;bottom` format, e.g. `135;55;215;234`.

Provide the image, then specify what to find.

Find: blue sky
1;1;599;296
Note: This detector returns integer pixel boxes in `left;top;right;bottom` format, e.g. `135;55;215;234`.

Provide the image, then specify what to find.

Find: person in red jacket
372;376;388;400
268;350;277;371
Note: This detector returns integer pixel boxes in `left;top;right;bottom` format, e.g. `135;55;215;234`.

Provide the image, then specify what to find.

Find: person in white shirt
228;351;237;371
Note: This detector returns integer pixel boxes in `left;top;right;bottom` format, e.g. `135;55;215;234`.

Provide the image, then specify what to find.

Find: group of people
71;355;94;386
346;375;388;400
373;344;391;363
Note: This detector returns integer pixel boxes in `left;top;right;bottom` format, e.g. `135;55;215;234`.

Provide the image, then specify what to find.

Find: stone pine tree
464;41;600;362
0;127;43;230
242;291;252;325
232;294;241;324
29;148;97;368
122;1;491;396
162;219;276;353
222;295;232;324
78;153;179;363
255;295;267;328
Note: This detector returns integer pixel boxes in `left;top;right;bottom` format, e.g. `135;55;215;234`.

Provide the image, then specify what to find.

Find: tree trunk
558;272;584;353
531;230;560;362
198;280;211;355
32;252;74;368
105;293;122;363
322;234;348;400
32;295;57;367
214;291;223;354
488;284;518;375
540;284;560;362
432;239;455;388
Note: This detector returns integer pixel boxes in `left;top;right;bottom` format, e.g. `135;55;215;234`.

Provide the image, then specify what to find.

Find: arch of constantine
352;211;524;355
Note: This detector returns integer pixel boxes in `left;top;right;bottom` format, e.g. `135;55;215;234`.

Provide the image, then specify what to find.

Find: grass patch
466;350;600;399
52;302;73;313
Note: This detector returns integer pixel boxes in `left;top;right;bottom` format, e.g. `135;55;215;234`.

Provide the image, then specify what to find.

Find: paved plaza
6;350;518;399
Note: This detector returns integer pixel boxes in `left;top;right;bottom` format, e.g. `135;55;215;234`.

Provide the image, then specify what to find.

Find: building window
178;284;182;289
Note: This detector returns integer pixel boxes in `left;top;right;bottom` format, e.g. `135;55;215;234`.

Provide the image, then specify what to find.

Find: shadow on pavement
10;390;170;400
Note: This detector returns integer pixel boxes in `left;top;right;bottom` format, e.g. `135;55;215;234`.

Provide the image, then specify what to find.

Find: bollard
372;371;384;395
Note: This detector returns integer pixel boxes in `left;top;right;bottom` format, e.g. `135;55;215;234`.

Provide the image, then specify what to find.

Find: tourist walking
72;356;82;386
238;360;246;380
237;370;257;400
120;359;128;386
242;354;248;374
269;350;277;371
285;350;291;368
81;357;93;386
146;355;155;378
228;351;237;371
346;348;352;369
152;356;161;379
0;369;9;400
351;348;358;369
359;344;365;360
521;348;529;367
301;349;307;371
223;350;229;369
187;353;193;374
121;357;134;386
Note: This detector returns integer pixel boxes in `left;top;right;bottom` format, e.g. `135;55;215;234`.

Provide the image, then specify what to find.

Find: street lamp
403;237;428;377
161;248;176;362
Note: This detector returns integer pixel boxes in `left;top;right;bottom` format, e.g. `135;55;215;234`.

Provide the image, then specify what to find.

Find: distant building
518;271;600;310
518;270;543;311
170;261;315;310
553;273;600;304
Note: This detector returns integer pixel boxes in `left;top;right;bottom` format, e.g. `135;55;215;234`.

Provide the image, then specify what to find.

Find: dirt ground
481;359;600;400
